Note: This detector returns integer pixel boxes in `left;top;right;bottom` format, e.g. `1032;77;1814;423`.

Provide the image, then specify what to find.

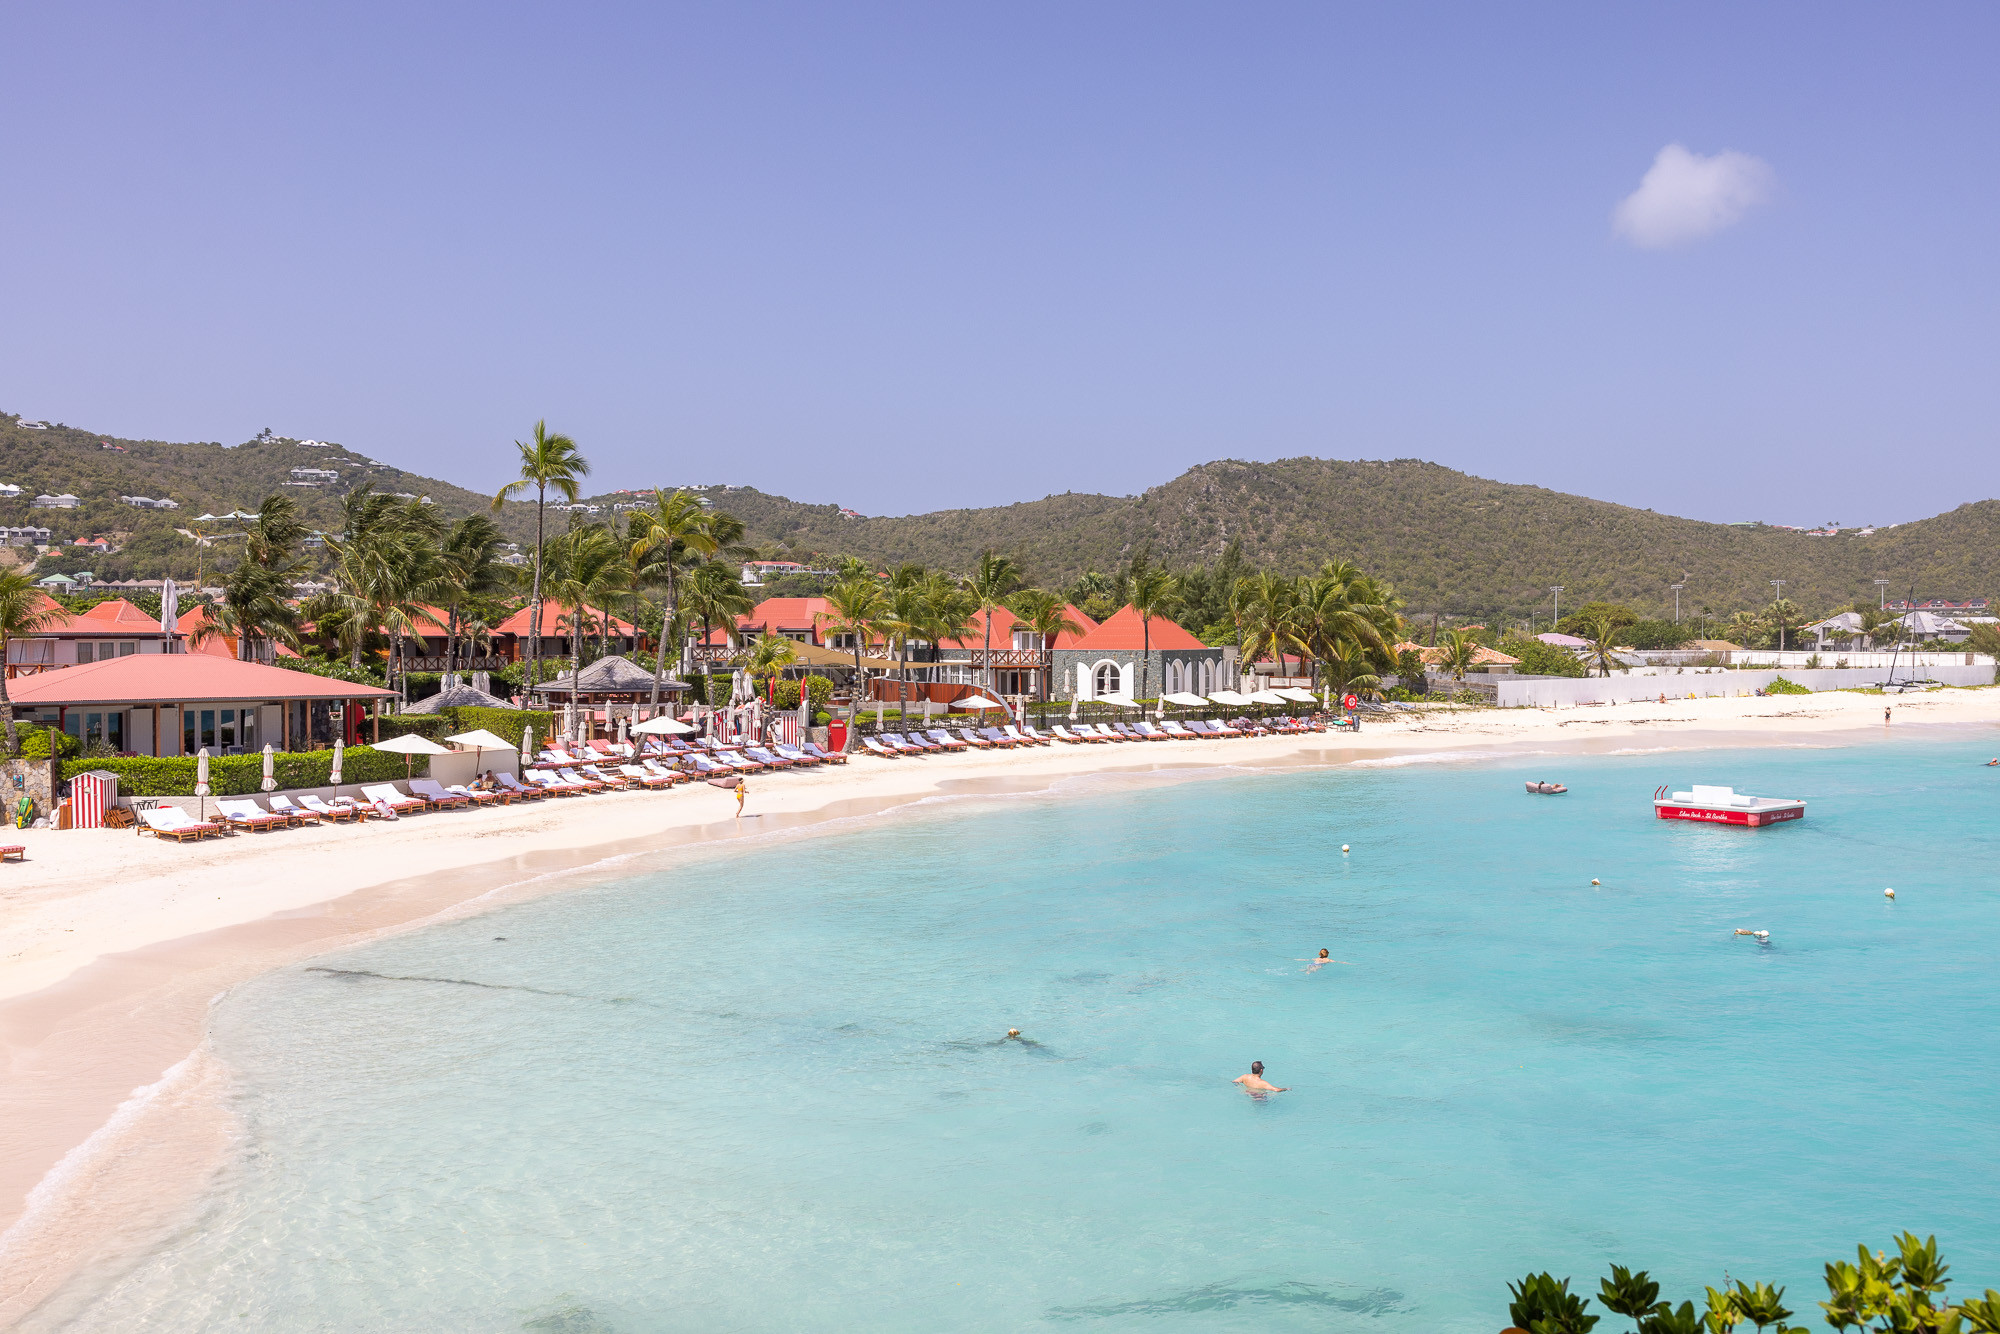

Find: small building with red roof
492;602;640;662
1051;604;1234;702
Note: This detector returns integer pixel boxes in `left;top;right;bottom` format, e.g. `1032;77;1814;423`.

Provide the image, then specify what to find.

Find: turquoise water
39;734;2000;1332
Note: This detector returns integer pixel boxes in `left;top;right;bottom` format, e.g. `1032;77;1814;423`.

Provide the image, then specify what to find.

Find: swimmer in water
1987;758;1998;767
1733;929;1771;940
1306;948;1331;972
1234;1061;1287;1094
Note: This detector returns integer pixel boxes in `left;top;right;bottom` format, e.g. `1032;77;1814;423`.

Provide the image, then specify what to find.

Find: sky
3;4;1997;526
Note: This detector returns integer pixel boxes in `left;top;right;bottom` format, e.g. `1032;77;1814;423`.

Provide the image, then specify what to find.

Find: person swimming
1734;929;1770;940
1234;1061;1287;1094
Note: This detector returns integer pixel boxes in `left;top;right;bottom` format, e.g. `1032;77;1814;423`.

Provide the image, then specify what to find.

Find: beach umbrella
372;731;449;778
330;738;344;786
632;715;696;736
158;578;179;637
195;747;210;821
955;695;1007;711
261;743;277;792
445;728;516;776
617;716;628;746
522;724;534;758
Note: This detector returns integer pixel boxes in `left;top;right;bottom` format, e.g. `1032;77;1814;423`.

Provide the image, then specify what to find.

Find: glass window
77;643;94;664
219;709;237;750
118;642;136;657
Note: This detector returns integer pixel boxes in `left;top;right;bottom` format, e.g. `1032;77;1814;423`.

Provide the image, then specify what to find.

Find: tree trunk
846;642;864;753
444;603;459;687
528;483;545;691
570;615;584;746
649;563;676;712
0;633;14;754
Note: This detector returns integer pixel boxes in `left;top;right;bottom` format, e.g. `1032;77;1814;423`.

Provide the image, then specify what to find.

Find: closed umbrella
522;724;535;759
330;738;344;787
159;578;179;638
261;743;277;792
195;747;210;822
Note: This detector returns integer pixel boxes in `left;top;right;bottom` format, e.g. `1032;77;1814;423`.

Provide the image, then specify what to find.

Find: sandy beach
4;685;1998;1322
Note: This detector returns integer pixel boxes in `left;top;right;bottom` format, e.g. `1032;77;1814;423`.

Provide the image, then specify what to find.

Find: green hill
3;411;1992;620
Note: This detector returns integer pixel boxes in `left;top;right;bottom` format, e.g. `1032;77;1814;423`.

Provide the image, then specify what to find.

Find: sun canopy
632;715;698;735
1247;690;1290;706
953;695;1008;710
371;733;450;755
444;729;518;752
1274;687;1320;704
1205;689;1252;706
1161;692;1209;707
1092;694;1141;709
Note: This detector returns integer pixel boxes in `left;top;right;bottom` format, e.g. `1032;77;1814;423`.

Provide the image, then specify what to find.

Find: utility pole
1670;583;1685;624
1770;579;1786;652
1874;578;1890;610
1550;586;1564;630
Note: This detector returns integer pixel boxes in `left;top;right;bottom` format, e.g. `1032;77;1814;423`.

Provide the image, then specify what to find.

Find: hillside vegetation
5;412;1993;620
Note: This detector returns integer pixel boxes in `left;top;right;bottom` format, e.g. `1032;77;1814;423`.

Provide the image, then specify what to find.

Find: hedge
61;745;412;797
448;705;554;744
374;714;452;741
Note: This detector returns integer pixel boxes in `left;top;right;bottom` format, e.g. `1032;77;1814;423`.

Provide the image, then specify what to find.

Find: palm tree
193;493;308;663
1127;567;1181;706
681;559;755;699
1766;598;1802;653
881;564;928;726
544;527;627;741
0;572;65;752
437;514;506;687
916;571;976;721
1006;589;1083;701
816;575;888;752
1232;572;1299;685
490;421;588;687
628;489;723;710
736;634;800;702
962;551;1020;695
1291;563;1392;704
1581;615;1622;678
1438;629;1481;688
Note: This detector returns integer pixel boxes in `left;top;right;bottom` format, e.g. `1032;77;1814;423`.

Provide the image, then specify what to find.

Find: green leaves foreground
1504;1234;2000;1334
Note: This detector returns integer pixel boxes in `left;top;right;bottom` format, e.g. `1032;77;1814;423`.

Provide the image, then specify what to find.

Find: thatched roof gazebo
531;654;692;702
403;682;514;715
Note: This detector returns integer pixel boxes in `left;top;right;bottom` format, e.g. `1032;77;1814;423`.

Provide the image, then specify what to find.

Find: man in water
1234;1061;1287;1094
1306;948;1331;972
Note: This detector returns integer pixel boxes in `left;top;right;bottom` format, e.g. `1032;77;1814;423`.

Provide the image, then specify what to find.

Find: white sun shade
954;695;1008;710
444;729;519;751
1092;694;1141;709
1161;692;1209;707
1205;690;1252;706
1275;688;1320;704
1247;690;1290;706
632;715;698;735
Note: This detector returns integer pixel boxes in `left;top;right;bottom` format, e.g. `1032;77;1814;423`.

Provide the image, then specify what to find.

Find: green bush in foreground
61;746;411;796
1764;676;1812;695
1504;1233;2000;1334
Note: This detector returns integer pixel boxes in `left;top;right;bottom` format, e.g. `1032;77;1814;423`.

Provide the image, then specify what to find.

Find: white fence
1496;664;1996;709
1643;649;1991;670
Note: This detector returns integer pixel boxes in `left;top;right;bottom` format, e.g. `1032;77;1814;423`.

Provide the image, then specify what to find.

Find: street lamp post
1670;583;1685;624
1874;579;1891;610
1770;579;1786;652
1550;586;1564;631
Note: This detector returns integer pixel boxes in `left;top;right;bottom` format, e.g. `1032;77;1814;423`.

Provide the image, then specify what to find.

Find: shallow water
37;735;2000;1331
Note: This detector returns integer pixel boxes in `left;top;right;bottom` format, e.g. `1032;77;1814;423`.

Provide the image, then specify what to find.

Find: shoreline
3;686;1997;1323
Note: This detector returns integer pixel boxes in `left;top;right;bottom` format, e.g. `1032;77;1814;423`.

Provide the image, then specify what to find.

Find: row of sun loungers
853;717;1334;754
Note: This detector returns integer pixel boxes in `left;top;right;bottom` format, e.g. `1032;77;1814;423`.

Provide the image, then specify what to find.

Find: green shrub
18;726;81;760
63;745;411;796
374;714;451;741
1764;676;1811;695
445;705;553;744
1501;636;1589;678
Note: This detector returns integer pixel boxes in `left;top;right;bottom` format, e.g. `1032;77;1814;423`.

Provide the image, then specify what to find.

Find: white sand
1;684;1995;1320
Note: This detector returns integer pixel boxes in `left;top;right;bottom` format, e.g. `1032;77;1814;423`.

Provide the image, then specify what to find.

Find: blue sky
3;4;1996;526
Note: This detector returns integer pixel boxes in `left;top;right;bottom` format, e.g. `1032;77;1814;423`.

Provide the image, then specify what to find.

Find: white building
0;483;21;498
32;494;80;509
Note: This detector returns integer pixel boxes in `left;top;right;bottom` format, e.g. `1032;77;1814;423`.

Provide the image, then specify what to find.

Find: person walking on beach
734;776;746;818
1885;706;1892;724
1234;1061;1286;1094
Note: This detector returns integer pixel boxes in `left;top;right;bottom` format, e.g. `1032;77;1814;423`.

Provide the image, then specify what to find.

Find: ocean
30;734;2000;1331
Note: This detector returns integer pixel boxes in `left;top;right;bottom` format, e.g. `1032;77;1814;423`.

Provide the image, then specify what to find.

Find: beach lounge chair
977;727;1019;748
1159;721;1201;740
619;764;674;789
297;795;357;822
772;744;820;766
138;807;225;842
361;783;427;815
889;732;935;753
409;778;475;809
953;727;994;748
1049;725;1091;743
451;783;509;805
1002;725;1043;746
1022;725;1056;744
578;764;631;789
641;759;690;784
686;754;730;776
1081;724;1125;742
215;799;288;832
1113;723;1154;741
923;729;968;751
265;795;321;824
743;747;794;768
862;736;901;759
801;742;848;765
0;845;23;861
495;773;550;800
716;750;765;772
527;771;589;796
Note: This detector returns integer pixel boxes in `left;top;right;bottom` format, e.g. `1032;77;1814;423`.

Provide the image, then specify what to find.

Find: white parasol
632;715;697;735
330;738;344;786
372;731;449;778
954;695;1008;711
195;747;210;821
261;743;277;792
159;578;179;637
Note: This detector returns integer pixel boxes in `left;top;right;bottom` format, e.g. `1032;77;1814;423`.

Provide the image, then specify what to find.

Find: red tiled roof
740;597;833;634
173;605;301;659
1068;604;1207;652
1056;604;1097;649
495;602;636;636
4;653;396;706
939;606;1025;650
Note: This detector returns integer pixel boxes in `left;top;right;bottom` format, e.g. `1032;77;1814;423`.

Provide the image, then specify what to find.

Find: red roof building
1067;604;1208;652
1051;604;1232;703
7;652;395;755
493;603;641;661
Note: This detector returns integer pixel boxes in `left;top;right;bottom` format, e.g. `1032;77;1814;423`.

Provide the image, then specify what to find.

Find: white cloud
1612;143;1774;249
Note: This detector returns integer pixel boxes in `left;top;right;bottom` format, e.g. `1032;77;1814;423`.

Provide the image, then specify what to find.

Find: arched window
1199;659;1215;694
1094;661;1122;697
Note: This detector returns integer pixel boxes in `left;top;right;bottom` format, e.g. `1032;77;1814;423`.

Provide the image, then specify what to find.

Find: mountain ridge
4;411;1994;620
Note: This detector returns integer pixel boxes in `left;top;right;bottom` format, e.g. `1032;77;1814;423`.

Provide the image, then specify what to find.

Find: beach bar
3;654;399;755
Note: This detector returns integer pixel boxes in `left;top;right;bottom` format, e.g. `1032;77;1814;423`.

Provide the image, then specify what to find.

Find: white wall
1498;664;1996;708
1645;649;1992;670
